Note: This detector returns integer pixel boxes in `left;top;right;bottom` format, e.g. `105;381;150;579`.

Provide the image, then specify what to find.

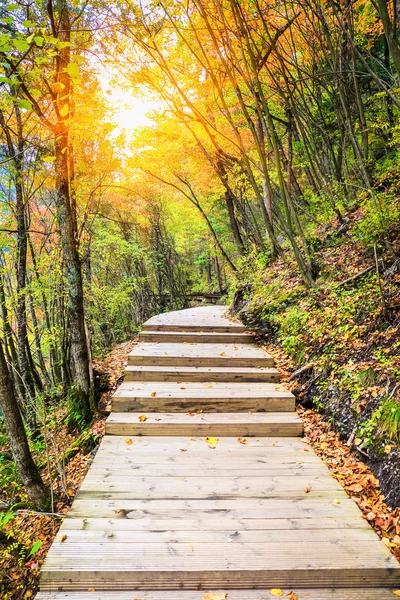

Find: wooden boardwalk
37;306;400;598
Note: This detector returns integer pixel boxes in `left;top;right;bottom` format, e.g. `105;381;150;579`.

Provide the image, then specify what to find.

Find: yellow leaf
203;594;227;600
150;392;157;397
220;351;226;356
270;590;283;597
392;591;400;596
138;415;147;422
385;445;392;454
333;498;341;505
238;437;248;445
125;438;133;444
52;81;65;92
59;534;67;542
59;103;69;117
206;436;218;444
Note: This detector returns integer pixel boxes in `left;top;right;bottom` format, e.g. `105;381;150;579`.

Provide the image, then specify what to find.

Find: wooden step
39;535;399;590
112;381;295;412
35;590;400;600
105;412;303;436
124;365;280;383
139;330;255;344
142;306;246;333
128;343;273;368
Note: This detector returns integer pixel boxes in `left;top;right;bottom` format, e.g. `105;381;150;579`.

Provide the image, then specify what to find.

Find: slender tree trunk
376;0;400;80
0;342;49;510
52;1;92;418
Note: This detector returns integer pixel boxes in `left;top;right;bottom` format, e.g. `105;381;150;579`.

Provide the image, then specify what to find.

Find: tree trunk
376;0;400;80
0;343;49;510
53;1;92;420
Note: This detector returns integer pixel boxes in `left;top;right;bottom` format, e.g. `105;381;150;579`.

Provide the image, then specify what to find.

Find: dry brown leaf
238;437;248;445
287;593;298;600
180;448;188;452
59;534;67;543
150;392;157;397
304;486;311;493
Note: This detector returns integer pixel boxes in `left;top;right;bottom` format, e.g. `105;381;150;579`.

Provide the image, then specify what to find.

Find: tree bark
0;343;49;510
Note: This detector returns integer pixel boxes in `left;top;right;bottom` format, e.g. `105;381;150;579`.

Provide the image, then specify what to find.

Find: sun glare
108;88;158;133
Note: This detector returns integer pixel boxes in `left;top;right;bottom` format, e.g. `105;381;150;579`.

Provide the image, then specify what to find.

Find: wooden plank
124;365;280;382
128;343;274;368
105;412;303;436
82;465;333;477
34;589;400;600
78;475;345;499
46;528;380;544
55;515;373;531
112;381;294;412
39;538;400;589
142;306;246;333
97;435;310;450
139;330;255;343
67;497;365;519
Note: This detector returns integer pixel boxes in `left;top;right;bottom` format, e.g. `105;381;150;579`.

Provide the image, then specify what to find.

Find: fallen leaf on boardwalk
287;593;298;600
203;594;227;600
188;412;196;416
392;591;400;596
138;415;147;422
304;487;311;493
238;437;248;445
270;590;283;597
125;438;133;444
206;437;218;444
87;589;95;593
155;417;161;421
220;352;226;356
333;498;341;505
383;537;397;548
190;437;197;441
150;392;157;397
189;544;194;552
59;535;67;542
180;448;187;452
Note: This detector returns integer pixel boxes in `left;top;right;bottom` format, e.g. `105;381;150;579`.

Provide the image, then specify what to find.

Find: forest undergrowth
232;204;400;506
0;341;135;600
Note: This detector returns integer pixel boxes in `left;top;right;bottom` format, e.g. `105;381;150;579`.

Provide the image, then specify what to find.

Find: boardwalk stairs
37;306;400;599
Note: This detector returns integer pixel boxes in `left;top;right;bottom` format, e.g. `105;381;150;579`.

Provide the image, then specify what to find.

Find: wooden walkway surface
37;306;400;598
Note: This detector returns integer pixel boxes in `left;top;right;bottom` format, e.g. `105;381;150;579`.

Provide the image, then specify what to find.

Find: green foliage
353;193;400;246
